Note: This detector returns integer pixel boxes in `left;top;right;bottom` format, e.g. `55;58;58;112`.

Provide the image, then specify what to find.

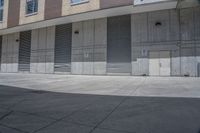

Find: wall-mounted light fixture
155;21;162;26
74;30;79;34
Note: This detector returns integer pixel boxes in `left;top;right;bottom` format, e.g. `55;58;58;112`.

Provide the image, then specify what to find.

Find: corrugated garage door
54;24;72;72
19;31;31;72
0;36;2;71
107;15;131;73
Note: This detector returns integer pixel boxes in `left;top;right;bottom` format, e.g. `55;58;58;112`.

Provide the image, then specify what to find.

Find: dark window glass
71;0;88;4
26;0;38;15
0;0;3;21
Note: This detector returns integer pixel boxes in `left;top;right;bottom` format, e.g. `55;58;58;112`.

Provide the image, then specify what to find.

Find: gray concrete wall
131;6;200;77
71;18;107;75
0;6;200;77
1;33;19;73
30;26;55;74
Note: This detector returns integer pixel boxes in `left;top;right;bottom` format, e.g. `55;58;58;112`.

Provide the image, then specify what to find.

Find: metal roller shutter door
19;31;31;72
54;24;72;72
107;15;131;73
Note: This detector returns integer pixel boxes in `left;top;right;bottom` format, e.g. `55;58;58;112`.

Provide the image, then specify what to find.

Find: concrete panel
45;63;54;74
83;20;94;46
181;47;196;76
30;27;55;74
1;36;7;72
181;57;196;77
83;62;94;75
180;8;195;41
131;13;148;43
194;7;200;40
72;22;83;48
94;18;107;46
132;59;149;76
30;30;39;73
148;10;170;42
72;22;83;74
71;62;83;75
1;33;19;73
46;26;55;73
170;9;180;41
93;62;106;75
38;28;46;73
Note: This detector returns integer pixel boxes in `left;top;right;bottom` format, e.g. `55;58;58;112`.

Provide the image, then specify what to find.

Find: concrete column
72;18;107;75
94;18;107;75
1;35;8;72
1;33;19;73
30;29;39;73
30;26;55;74
72;22;84;74
45;26;55;74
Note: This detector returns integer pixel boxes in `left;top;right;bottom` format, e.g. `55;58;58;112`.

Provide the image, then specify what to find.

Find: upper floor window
26;0;38;15
71;0;89;5
0;0;4;21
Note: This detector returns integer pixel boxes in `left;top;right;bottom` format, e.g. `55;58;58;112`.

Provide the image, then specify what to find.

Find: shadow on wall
0;85;200;133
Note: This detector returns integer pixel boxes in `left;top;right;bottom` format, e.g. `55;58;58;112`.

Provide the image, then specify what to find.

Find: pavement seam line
0;123;28;133
88;97;129;133
89;78;146;133
0;111;13;121
32;96;104;133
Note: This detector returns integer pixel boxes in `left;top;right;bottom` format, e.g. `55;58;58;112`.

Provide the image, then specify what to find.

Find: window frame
0;0;4;22
26;0;38;16
70;0;89;6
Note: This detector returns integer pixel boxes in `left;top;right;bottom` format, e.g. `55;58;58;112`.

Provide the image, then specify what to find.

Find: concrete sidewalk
0;73;200;98
0;73;200;133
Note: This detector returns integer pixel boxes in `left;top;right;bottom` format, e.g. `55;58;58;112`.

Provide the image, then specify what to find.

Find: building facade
0;0;200;77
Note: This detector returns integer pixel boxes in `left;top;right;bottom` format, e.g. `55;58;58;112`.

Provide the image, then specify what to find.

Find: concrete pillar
94;18;107;75
30;29;39;73
1;33;19;73
72;22;83;74
45;26;55;74
72;18;107;75
30;26;55;74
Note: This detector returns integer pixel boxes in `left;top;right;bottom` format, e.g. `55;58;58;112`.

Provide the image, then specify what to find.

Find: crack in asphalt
0;111;13;121
89;78;146;133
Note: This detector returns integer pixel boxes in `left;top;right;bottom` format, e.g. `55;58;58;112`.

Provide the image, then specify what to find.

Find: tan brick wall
0;0;9;29
19;0;45;25
62;0;100;16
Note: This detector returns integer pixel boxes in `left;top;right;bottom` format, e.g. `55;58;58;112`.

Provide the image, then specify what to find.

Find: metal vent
54;24;72;72
18;31;32;72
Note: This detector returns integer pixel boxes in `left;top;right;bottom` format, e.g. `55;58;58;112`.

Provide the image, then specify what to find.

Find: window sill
70;0;89;6
25;12;38;17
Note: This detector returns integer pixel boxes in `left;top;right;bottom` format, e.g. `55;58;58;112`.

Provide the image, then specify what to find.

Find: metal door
18;31;31;72
54;24;72;72
107;15;131;73
149;51;160;76
149;51;171;76
159;51;171;76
